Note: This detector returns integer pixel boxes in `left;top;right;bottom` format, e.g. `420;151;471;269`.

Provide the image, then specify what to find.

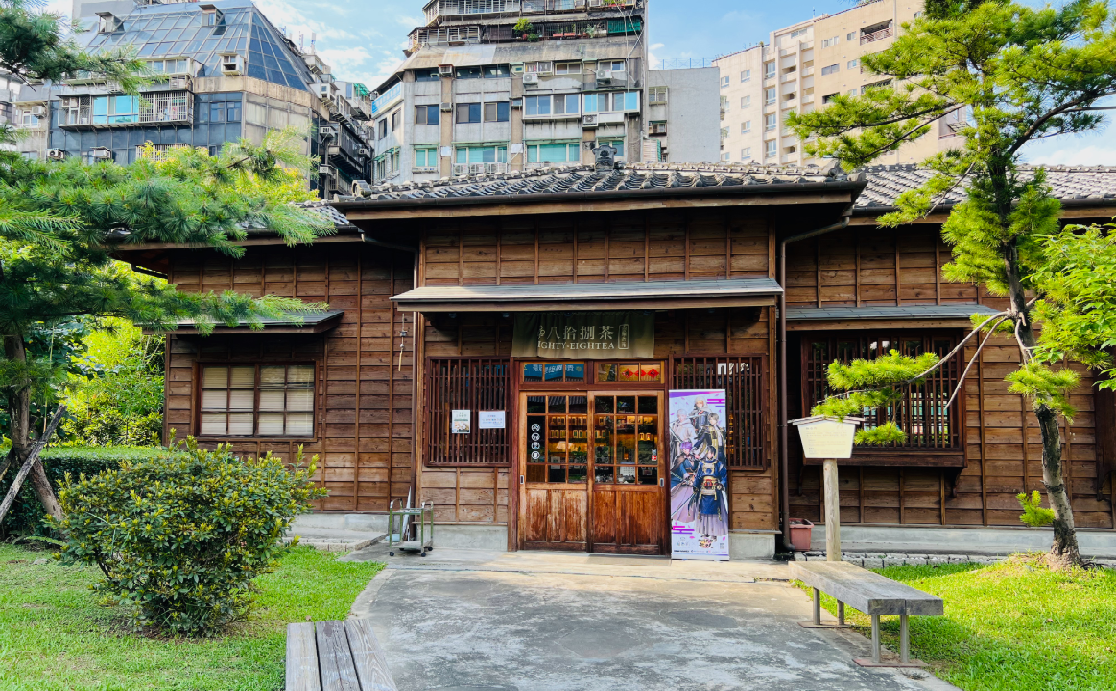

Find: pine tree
0;1;331;521
790;0;1116;567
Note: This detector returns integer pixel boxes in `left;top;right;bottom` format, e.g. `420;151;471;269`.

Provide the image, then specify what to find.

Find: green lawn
0;544;383;691
800;556;1116;691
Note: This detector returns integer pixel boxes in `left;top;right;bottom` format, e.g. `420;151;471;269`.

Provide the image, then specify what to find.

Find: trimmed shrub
0;446;174;537
53;439;325;636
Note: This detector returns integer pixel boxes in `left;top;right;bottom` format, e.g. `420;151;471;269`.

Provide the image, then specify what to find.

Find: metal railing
860;26;893;44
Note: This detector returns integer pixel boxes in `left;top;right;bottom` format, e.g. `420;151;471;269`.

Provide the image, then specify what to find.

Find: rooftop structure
14;0;373;198
364;0;718;185
712;0;961;167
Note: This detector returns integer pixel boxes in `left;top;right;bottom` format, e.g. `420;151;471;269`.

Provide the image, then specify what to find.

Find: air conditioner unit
220;53;243;76
468;163;486;174
582;114;599;128
168;76;190;89
320;125;338;138
327;145;341;156
452;163;468;176
319;165;334;176
485;162;507;174
358;147;370;156
439;102;453;112
47;149;65;160
522;73;539;85
31;105;46;116
596;69;613;83
90;148;112;159
438;64;454;77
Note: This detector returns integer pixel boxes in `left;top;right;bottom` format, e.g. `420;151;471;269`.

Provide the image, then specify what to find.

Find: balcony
860;25;893;45
423;0;520;25
59;91;193;129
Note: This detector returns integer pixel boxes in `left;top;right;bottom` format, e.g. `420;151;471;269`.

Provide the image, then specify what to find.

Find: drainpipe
776;205;854;552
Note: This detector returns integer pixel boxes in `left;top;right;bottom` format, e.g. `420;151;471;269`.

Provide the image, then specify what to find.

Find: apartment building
713;0;962;166
368;0;718;184
13;0;372;198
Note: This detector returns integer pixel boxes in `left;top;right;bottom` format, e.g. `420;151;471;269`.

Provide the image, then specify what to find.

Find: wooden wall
786;224;981;307
419;208;773;286
165;243;416;512
785;224;1115;529
413;207;781;533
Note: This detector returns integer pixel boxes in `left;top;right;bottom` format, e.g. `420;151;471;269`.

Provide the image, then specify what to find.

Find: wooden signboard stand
790;416;864;562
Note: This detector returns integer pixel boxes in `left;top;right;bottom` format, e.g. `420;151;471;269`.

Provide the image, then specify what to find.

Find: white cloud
651;43;665;50
1022;142;1116;167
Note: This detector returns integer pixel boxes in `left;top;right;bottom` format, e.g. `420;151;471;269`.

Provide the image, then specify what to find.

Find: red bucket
789;518;814;552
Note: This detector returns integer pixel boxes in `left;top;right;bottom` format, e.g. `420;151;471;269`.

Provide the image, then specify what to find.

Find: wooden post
823;458;841;561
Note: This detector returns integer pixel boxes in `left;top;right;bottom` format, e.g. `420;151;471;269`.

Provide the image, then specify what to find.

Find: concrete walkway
343;544;957;691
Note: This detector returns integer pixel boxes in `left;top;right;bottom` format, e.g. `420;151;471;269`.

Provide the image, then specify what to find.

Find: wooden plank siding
785;224;1114;529
164;244;416;512
414;207;780;532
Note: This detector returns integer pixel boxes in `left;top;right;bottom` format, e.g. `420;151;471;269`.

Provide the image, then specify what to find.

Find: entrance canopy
391;277;783;312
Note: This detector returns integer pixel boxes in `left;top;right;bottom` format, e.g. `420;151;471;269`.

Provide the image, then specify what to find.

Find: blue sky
47;0;1114;165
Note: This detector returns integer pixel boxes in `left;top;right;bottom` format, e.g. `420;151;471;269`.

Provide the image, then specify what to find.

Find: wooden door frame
515;388;668;553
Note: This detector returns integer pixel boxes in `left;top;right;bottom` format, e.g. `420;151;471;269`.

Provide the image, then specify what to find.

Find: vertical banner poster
669;389;730;561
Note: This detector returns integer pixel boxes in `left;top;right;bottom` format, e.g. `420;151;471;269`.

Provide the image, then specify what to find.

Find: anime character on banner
668;389;729;560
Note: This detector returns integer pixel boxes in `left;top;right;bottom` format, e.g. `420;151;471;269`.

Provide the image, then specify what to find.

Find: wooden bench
788;561;943;666
286;619;397;691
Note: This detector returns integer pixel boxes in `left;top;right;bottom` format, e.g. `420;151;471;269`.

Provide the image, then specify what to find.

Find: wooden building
114;161;1116;556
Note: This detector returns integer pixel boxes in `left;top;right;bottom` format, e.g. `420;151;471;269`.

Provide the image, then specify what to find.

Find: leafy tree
0;1;332;522
61;319;165;447
789;0;1116;567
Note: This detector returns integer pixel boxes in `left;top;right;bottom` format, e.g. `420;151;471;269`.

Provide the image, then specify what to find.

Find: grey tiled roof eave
786;305;1003;321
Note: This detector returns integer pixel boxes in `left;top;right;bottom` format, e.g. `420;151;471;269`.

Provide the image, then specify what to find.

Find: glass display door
520;391;666;554
588;392;665;554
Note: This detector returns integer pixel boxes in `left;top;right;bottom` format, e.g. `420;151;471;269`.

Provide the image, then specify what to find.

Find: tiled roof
294;200;355;228
787;305;1002;321
337;162;858;203
857;164;1116;209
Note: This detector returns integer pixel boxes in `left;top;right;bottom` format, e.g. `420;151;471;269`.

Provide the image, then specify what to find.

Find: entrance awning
391;278;783;312
786;304;1001;331
160;310;345;335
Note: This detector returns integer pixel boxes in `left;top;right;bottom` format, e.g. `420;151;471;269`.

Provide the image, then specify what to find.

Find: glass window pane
228;413;253;435
598;363;617;382
287;413;313;436
548;465;566;482
568;395;587;414
259;389;285;411
228;389;254;411
637;396;658;414
595;464;614;483
201;390;226;410
527;414;546;465
544;363;564;381
229;366;254;387
286;388;314;412
617;466;636;484
639;362;662;382
638;467;658;485
618;364;640;382
617;396;635;414
202;366;226;388
595;396;614;414
258;412;284;435
548;396;566;413
288;365;313;384
260;365;285;386
200;414;226;435
523;363;543;382
565;363;584;382
568;465;587;483
526;396;546;414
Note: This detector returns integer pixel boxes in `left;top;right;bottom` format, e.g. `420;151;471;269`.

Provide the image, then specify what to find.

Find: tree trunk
3;334;63;522
1002;240;1081;568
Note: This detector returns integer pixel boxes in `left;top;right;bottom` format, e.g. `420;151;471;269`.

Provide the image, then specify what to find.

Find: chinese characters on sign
511;311;654;359
478;411;506;429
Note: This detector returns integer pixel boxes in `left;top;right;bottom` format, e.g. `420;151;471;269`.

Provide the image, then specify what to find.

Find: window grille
802;334;962;450
425;358;512;466
199;364;315;437
672;356;768;469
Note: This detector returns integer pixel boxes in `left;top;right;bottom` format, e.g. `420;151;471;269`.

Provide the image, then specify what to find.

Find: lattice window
672;356;768;469
425;358;512;466
199;364;315;437
802;333;961;450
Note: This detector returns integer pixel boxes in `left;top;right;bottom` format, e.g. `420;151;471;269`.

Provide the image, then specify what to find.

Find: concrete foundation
808;525;1116;559
427;524;510;552
729;531;776;559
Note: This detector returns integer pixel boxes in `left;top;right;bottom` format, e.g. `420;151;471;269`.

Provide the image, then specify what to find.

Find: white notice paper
451;410;471;434
478;411;506;429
